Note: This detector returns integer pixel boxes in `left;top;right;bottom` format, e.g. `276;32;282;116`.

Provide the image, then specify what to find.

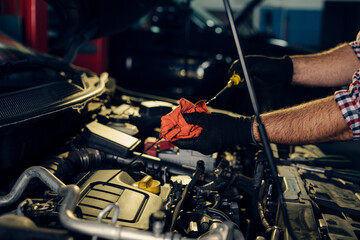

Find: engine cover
77;170;171;230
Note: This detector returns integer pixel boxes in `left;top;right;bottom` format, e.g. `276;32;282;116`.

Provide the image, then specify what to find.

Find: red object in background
1;0;108;74
1;0;48;53
1;0;18;15
73;38;109;74
20;0;48;53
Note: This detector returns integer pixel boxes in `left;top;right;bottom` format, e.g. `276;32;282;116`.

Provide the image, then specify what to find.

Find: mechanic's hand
172;112;253;155
229;55;293;86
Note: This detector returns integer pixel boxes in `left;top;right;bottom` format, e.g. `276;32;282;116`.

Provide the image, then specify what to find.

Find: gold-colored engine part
132;175;160;194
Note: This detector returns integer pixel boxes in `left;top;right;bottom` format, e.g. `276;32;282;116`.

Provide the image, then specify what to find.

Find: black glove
173;112;253;155
229;55;293;86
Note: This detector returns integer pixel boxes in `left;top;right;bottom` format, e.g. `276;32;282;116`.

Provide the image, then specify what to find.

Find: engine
0;93;359;240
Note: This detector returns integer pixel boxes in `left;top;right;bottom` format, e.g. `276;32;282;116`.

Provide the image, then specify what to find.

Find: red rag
160;98;210;142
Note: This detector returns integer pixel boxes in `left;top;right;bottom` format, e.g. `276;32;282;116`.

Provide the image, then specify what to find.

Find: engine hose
26;149;103;196
42;148;103;184
106;153;196;177
170;160;205;231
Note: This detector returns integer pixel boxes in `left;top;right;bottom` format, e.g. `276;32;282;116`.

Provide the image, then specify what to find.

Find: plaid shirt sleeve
334;41;360;139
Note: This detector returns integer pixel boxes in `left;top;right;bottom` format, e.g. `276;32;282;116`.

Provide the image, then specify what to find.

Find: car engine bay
0;81;359;239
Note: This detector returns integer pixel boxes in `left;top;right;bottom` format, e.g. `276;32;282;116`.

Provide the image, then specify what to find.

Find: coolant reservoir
106;114;139;136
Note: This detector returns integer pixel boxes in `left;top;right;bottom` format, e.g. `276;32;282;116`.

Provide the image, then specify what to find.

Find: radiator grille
0;82;81;121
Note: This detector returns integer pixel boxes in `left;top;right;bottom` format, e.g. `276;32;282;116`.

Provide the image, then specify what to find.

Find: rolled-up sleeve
334;41;360;139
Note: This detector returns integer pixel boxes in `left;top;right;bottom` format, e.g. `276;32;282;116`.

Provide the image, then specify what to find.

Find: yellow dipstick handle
132;175;160;194
227;71;244;87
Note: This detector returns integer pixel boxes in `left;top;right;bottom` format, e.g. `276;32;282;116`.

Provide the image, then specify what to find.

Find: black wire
105;136;165;184
105;125;178;184
207;208;232;222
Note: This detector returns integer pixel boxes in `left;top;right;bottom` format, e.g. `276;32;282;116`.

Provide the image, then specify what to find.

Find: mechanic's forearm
252;96;353;144
291;44;360;87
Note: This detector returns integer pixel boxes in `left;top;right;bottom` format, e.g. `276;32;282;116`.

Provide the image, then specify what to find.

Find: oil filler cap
132;175;160;194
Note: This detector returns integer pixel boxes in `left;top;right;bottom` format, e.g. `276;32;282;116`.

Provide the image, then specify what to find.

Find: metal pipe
223;0;260;116
0;166;188;240
98;203;120;224
0;166;65;207
92;203;120;240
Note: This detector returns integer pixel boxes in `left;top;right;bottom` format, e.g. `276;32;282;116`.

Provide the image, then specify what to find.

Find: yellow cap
132;175;160;194
227;71;244;87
